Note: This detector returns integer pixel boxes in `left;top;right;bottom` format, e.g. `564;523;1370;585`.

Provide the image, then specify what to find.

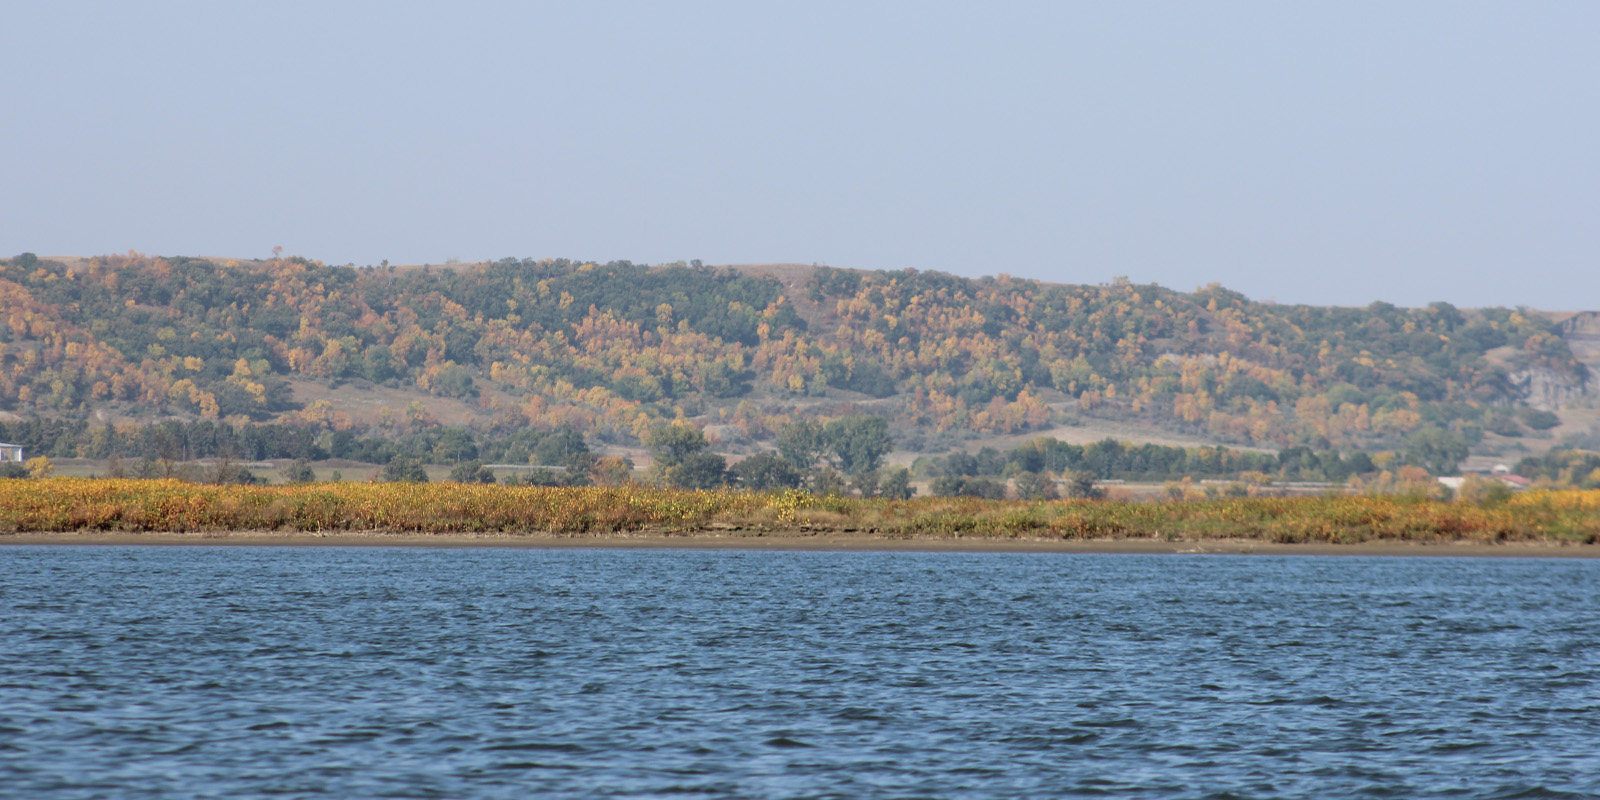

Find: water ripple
1;547;1598;798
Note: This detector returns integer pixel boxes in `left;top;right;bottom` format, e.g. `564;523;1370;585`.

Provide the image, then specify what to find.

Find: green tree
930;475;1005;499
1013;470;1059;501
363;344;395;383
823;414;893;475
1061;470;1103;499
532;426;589;467
1485;413;1523;437
1519;408;1561;431
562;449;599;476
380;454;429;483
1404;427;1469;476
670;452;728;490
776;419;828;469
431;428;478;463
447;460;497;484
280;458;317;484
807;467;848;497
731;452;804;491
645;423;710;469
878;466;915;500
645;423;727;489
850;469;881;498
507;467;589;487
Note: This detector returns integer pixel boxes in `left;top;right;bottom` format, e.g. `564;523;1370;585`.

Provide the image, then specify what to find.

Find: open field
3;479;1598;547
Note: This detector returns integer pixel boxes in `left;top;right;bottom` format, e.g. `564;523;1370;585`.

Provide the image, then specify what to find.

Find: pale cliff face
1509;312;1600;411
1508;367;1590;411
1558;312;1600;365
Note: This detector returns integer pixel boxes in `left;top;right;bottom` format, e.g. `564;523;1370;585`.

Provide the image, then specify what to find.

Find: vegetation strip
3;480;1597;544
2;254;1586;459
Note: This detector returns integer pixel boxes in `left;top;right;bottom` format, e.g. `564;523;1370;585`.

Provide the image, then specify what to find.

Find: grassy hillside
0;252;1590;461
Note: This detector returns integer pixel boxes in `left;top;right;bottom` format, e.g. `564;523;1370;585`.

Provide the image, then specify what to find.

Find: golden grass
1;479;1598;544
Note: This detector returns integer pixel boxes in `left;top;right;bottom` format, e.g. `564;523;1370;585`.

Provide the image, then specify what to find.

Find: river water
2;546;1597;798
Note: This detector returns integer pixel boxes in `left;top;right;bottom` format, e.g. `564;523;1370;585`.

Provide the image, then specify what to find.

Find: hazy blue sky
4;1;1596;308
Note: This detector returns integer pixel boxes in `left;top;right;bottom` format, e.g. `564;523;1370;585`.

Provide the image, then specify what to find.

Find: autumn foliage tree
0;253;1579;458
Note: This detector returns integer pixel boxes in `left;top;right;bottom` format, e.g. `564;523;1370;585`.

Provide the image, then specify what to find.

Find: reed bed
2;479;1598;544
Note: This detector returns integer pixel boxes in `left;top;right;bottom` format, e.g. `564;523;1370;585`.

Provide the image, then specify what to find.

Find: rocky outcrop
1512;312;1600;410
1506;366;1591;410
1558;311;1600;365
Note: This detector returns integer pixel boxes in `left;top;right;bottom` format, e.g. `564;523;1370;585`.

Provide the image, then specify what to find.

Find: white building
0;443;21;462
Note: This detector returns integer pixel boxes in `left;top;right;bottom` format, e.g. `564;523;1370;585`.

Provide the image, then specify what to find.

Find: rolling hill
1;252;1593;464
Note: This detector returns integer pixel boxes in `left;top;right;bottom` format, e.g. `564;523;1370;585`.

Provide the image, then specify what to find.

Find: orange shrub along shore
1;479;1597;544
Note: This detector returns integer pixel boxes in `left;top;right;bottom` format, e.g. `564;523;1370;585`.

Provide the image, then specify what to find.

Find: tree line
1;252;1583;457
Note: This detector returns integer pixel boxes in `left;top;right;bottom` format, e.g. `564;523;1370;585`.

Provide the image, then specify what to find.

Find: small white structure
0;443;21;462
1439;473;1531;492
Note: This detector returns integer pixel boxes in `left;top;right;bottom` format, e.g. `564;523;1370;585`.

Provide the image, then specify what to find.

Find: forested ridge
0;252;1587;458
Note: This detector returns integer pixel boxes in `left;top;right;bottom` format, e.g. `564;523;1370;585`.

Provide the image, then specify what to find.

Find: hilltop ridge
2;252;1594;464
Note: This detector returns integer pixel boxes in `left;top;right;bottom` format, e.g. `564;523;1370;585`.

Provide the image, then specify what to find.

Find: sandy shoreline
2;531;1598;558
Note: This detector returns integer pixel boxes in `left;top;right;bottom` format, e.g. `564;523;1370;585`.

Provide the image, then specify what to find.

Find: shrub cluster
2;479;1595;544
